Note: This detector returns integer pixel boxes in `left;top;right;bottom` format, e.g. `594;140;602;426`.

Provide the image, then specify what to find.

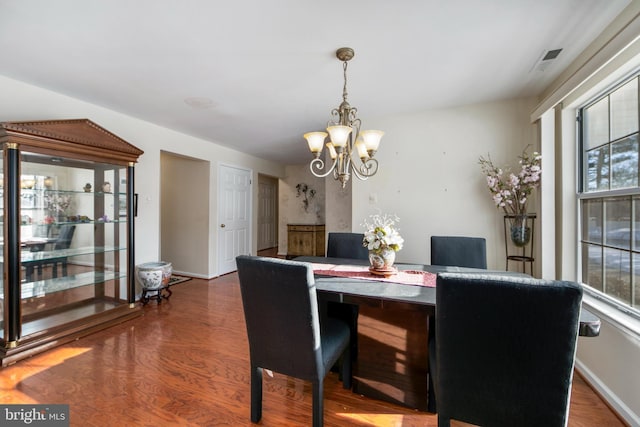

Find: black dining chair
30;224;76;280
428;235;487;411
51;224;76;277
325;232;366;362
430;236;487;269
326;232;369;260
235;255;352;427
434;272;583;427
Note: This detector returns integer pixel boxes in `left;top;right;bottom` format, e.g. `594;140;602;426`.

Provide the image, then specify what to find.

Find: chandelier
304;47;384;188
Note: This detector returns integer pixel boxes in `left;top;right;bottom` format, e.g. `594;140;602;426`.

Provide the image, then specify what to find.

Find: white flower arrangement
479;148;542;216
362;213;404;254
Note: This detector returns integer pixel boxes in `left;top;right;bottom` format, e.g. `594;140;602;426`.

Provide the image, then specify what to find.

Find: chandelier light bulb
360;130;384;154
326;142;338;160
355;138;369;160
326;125;352;148
304;131;328;154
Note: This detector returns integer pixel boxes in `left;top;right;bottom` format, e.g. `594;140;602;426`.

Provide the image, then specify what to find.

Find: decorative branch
296;183;316;212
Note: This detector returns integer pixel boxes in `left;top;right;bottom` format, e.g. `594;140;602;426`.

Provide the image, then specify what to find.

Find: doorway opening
160;151;210;277
257;174;279;254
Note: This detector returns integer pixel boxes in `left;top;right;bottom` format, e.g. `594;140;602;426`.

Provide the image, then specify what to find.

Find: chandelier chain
342;61;349;103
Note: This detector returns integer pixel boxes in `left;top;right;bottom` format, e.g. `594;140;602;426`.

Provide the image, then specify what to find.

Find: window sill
582;290;640;339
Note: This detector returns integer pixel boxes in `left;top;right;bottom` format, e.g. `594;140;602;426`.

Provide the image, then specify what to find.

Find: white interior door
218;164;251;275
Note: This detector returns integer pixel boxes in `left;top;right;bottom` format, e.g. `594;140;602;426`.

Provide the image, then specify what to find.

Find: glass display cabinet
0;119;144;366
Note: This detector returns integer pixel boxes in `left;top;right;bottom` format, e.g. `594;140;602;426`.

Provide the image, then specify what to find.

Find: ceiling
0;0;631;164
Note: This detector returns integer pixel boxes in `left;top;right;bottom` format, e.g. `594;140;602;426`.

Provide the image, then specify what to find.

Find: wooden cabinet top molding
0;118;144;164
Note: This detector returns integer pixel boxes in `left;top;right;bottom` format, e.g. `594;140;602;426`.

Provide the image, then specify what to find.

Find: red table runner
312;263;436;287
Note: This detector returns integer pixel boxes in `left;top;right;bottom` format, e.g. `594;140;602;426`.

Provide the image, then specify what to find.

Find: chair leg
341;345;352;390
428;315;437;413
327;302;359;361
312;379;324;427
250;365;262;423
437;415;451;427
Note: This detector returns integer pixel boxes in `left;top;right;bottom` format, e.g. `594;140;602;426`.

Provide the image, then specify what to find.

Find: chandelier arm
351;157;379;180
310;157;338;178
350;112;360;127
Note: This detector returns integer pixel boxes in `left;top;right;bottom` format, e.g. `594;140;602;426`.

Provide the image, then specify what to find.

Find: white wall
0;75;285;277
324;174;353;235
351;98;538;268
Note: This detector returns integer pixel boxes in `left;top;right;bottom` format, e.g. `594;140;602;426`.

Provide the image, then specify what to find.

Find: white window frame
577;70;640;322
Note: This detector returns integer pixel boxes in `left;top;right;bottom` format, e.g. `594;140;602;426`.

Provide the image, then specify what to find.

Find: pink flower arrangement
479;149;542;216
44;193;73;219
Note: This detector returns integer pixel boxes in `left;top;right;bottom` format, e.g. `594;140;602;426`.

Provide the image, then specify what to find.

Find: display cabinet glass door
0;149;4;341
2;152;129;338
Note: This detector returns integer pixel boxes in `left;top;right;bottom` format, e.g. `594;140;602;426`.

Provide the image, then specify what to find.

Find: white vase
369;248;396;270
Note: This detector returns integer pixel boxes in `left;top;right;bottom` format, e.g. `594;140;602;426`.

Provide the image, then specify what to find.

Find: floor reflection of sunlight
337;412;424;427
0;347;91;403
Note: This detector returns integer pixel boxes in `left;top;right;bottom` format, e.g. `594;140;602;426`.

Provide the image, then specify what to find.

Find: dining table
296;256;601;412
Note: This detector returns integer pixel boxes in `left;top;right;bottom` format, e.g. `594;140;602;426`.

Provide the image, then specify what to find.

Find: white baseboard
171;270;214;279
575;358;639;426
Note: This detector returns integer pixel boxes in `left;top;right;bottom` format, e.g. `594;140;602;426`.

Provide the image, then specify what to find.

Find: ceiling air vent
531;48;563;72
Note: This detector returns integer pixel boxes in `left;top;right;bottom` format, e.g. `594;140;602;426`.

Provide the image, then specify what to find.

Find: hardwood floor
0;268;626;426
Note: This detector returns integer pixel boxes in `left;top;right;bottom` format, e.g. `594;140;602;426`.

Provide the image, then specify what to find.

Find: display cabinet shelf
4;271;124;300
0;118;144;366
19;245;125;262
6;220;128;226
21;188;117;194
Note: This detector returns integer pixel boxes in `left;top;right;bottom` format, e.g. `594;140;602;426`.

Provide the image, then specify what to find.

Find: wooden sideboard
287;224;325;258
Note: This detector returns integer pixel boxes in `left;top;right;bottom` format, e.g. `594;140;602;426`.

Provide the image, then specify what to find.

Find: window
579;73;640;315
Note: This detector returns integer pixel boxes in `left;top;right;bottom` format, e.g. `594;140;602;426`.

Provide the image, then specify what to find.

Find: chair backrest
54;225;76;250
327;232;368;260
236;255;323;381
435;273;583;427
430;236;487;269
33;224;51;238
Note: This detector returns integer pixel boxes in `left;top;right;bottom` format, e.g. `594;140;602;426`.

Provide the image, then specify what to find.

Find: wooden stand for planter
504;214;536;275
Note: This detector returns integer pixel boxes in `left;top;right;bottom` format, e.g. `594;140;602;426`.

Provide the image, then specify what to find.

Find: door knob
220;224;226;228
